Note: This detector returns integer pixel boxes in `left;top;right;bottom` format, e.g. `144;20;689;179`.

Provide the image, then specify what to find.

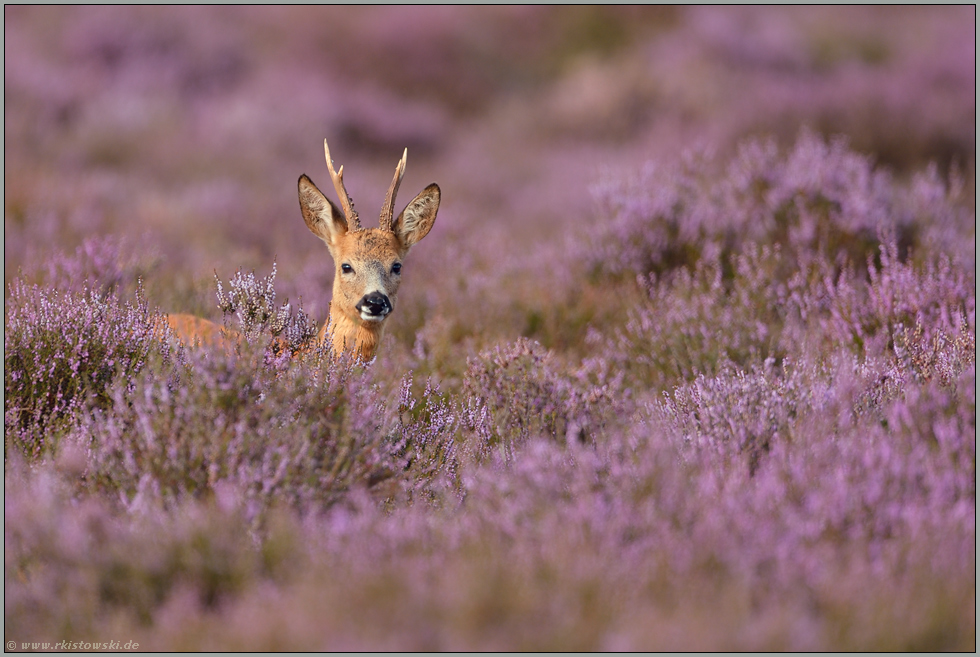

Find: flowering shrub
71;341;397;522
392;374;460;501
38;234;159;297
4;467;300;636
786;237;975;358
215;262;318;352
461;338;616;460
593;218;974;394
597;244;789;391
4;279;160;458
585;130;969;280
4;5;975;651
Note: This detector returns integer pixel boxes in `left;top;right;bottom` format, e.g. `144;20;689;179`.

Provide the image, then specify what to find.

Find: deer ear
393;184;440;251
298;174;347;248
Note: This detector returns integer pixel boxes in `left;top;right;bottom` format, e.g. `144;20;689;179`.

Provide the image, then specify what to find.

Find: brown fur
299;176;440;361
160;313;237;352
166;144;440;362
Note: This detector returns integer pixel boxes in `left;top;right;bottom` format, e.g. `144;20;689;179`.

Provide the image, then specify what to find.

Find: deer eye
341;263;353;274
391;262;402;275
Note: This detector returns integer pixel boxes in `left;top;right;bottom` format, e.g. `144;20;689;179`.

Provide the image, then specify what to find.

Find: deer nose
356;291;392;317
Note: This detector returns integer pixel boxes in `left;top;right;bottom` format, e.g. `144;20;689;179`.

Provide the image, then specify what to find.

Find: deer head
298;140;440;361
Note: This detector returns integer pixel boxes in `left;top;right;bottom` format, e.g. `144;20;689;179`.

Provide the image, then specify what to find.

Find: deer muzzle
356;291;392;322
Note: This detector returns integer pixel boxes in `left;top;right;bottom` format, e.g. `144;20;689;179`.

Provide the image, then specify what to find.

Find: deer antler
324;139;360;231
379;148;407;232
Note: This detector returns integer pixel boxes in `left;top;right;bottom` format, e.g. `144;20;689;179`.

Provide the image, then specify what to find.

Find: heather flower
597;244;788;392
892;319;976;387
788;236;975;359
214;262;318;352
4;465;299;636
70;338;397;522
392;373;461;500
4;279;160;458
461;338;615;460
42;234;159;297
3;6;974;650
584;129;965;280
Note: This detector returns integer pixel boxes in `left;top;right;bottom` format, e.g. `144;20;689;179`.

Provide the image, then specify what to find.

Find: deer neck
318;303;385;362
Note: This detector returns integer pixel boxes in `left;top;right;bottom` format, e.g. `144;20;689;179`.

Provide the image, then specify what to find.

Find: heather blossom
215;261;318;352
4;5;975;651
4;278;160;457
584;130;967;280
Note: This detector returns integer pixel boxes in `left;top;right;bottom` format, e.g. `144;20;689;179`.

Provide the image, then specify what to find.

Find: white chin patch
360;312;387;323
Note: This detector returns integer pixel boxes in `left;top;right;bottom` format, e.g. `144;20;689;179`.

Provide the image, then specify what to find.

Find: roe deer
165;139;441;361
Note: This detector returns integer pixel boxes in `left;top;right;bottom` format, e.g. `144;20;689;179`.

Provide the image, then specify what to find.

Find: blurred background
5;5;975;352
5;9;977;651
